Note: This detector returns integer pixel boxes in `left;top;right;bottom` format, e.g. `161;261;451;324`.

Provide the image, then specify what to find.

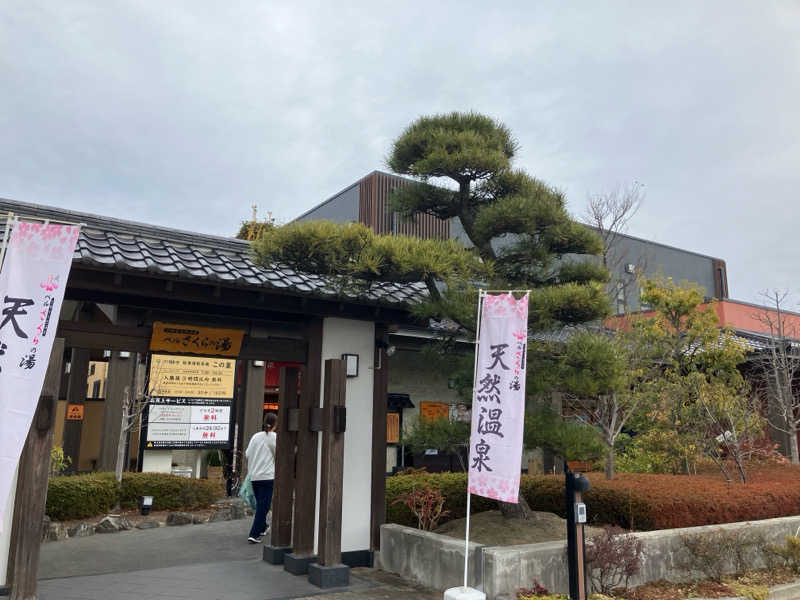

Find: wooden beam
62;348;89;472
56;321;151;353
55;320;308;363
7;338;64;598
239;337;306;363
292;319;323;557
241;361;266;472
65;267;416;326
317;359;346;566
370;325;389;551
271;366;300;548
97;351;137;471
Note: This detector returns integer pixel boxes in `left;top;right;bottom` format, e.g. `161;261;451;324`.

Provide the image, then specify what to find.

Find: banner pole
463;290;486;589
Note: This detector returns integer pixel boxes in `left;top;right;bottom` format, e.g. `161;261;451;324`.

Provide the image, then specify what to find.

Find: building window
92;380;101;398
89;364;96;376
639;286;652;311
616;282;626;314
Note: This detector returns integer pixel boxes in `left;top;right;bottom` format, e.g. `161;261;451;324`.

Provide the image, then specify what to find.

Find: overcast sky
1;2;798;306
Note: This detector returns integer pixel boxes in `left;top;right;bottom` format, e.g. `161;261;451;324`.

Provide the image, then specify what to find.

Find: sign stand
445;290;486;600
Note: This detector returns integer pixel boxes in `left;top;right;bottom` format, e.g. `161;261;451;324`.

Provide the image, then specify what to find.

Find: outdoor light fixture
252;360;265;367
140;495;154;516
342;353;359;377
119;351;131;359
385;345;396;357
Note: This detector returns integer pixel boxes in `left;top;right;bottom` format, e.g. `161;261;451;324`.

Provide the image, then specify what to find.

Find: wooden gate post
61;347;89;472
308;359;348;588
283;319;322;576
263;365;299;565
6;338;65;600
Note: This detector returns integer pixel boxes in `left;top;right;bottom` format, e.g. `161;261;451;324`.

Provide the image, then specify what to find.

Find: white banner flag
0;221;79;531
468;292;529;503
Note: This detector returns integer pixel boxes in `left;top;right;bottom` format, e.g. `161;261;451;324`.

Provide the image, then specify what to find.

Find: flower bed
386;465;800;531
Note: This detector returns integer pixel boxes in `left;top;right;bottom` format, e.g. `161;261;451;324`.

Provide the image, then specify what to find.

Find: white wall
318;317;375;554
141;450;173;473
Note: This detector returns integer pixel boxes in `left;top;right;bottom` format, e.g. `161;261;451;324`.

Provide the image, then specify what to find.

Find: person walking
245;412;277;543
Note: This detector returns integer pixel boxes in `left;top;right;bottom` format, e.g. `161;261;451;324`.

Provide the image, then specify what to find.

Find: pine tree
252;111;611;516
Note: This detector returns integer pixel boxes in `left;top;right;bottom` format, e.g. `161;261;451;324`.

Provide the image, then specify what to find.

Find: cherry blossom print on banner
468;292;529;503
0;222;80;532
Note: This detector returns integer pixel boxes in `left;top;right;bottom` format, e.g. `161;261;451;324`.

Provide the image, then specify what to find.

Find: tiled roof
0;198;427;308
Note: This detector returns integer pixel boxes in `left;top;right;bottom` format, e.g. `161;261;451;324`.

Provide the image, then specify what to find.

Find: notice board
144;354;236;450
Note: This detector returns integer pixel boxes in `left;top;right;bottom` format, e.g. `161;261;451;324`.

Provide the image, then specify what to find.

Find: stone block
308;563;349;588
94;516;124;534
135;519;160;530
166;512;193;526
263;545;292;565
192;514;206;524
67;522;95;538
209;506;232;522
45;520;67;542
284;553;317;575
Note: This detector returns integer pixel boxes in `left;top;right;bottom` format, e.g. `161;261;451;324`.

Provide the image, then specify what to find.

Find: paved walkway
37;519;439;600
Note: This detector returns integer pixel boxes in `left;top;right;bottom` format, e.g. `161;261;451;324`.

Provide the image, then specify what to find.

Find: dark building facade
296;170;729;312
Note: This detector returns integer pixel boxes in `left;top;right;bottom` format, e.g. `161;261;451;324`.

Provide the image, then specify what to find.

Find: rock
229;499;246;520
135;519;160;530
208;507;232;522
41;515;51;542
44;519;67;542
117;517;133;531
94;516;124;533
166;512;193;526
67;522;95;538
192;514;206;524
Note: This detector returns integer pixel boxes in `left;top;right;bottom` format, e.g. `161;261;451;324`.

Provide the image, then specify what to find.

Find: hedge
46;473;119;521
46;472;221;521
386;465;800;531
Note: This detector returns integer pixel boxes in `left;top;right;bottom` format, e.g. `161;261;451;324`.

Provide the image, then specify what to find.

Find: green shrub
386;472;495;527
46;473;118;520
46;471;222;520
119;473;219;511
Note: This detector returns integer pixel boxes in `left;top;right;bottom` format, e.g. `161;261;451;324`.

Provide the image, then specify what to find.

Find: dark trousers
249;479;274;538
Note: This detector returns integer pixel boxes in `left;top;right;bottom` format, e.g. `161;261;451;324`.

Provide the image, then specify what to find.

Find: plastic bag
238;473;257;510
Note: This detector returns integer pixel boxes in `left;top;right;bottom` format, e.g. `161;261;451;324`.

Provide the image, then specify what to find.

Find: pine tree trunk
498;491;534;519
605;446;615;480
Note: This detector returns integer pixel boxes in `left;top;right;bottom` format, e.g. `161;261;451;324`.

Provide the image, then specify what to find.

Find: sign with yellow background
148;354;236;399
149;322;244;357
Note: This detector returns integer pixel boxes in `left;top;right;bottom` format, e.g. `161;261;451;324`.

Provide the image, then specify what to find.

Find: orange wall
606;299;800;339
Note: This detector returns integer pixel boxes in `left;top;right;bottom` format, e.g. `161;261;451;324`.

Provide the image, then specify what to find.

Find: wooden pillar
317;359;346;566
370;325;389;551
241;360;266;472
97;351;137;471
271;366;299;547
292;319;323;558
7;338;65;599
62;348;89;472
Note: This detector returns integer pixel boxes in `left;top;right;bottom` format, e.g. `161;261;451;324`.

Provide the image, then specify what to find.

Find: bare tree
583;183;646;313
111;355;158;511
752;291;800;464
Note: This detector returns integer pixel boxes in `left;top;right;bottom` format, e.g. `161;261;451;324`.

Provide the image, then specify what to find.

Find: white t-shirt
245;431;276;481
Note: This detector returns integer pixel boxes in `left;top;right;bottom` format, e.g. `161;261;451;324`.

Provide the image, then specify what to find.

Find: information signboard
144;354;236;450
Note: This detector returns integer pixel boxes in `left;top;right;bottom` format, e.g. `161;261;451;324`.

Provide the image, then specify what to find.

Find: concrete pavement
37;519;439;600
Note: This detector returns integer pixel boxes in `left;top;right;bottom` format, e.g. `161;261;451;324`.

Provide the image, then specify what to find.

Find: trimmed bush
386;465;800;531
46;473;118;521
46;472;222;521
119;473;219;511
